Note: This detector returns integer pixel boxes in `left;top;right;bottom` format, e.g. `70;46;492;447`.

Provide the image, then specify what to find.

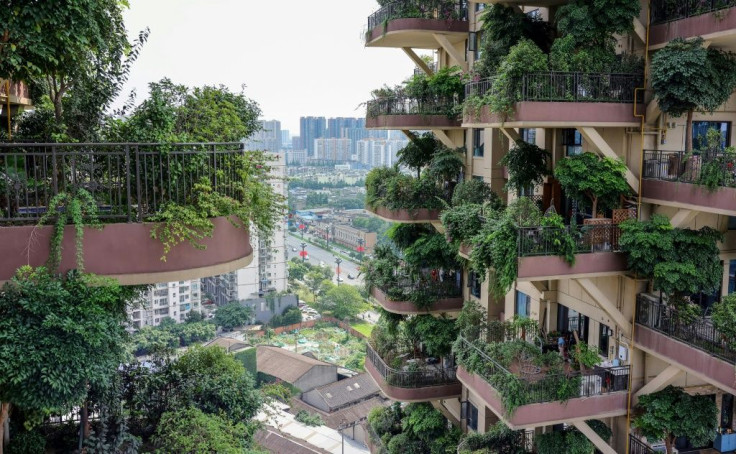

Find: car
337;277;343;283
291;247;297;252
347;273;355;279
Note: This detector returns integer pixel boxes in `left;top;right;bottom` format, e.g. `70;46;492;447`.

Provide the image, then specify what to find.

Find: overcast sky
119;0;429;134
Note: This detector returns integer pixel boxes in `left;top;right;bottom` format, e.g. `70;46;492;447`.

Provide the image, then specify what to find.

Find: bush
294;410;324;427
7;429;45;454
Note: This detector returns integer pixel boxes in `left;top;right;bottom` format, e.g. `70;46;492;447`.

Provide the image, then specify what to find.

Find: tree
651;38;736;152
397;133;438;178
152;407;256;454
405;316;456;358
269;306;302;328
214;302;253;331
0;267;139;446
320;285;365;320
555;0;640;50
500;140;550;193
451;178;502;207
634;386;717;454
711;294;736;348
554;152;630;216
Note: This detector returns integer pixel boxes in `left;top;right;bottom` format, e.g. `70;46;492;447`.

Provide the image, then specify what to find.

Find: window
599;324;612;356
562;129;582;156
473;129;484;157
467;402;479;431
692;121;731;149
469;272;481;298
520;128;536;145
475;3;486;12
516;291;531;318
729;260;736;294
474;31;482;61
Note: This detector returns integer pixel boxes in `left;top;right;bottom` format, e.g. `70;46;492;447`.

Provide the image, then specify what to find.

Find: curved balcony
641;149;736;216
365;344;461;402
366;95;462;130
364;0;468;49
650;0;736;49
367;205;441;223
463;72;643;128
371;282;463;314
456;337;630;429
0;143;257;285
516;224;628;280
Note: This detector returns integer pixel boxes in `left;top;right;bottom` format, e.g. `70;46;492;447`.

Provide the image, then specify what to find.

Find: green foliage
458;422;527;454
387;223;435;249
37;188;101;272
7;429;45;454
536;421;611;454
711;294;736;348
556;0;640;49
451;178;502;207
369;402;460;454
403;232;459;269
619;215;723;297
214;302;254;331
441;203;484;246
634;386;717;453
404;316;456;358
319;285;365;320
131;320;216;356
486;39;549;117
501;140;551;192
0;267;139;416
269;305;302;328
260;382;294;404
294;410;324;427
152;406;256;454
553;152;630;215
569;341;601;370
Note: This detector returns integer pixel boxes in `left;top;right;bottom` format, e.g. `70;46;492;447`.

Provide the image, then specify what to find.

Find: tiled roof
256;346;334;383
311;373;380;411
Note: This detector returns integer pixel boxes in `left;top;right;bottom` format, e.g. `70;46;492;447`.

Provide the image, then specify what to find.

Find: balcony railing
0;142;248;224
643;149;736;189
457;337;631;405
629;435;657;454
377;272;463;300
366;0;468;33
636;295;736;364
651;0;736;25
366;95;460;118
366;344;459;388
518;224;622;257
465;72;643;104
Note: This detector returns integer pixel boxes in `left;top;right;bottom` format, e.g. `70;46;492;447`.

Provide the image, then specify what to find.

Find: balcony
0;143;256;285
367;205;441;223
456;337;630;429
650;0;736;49
365;95;462;130
364;0;468;49
641;149;736;215
635;295;736;394
364;344;461;402
463;72;643;128
371;277;463;314
516;224;628;280
0;79;32;109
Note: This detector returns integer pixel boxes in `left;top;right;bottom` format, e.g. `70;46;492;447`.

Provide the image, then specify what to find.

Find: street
286;233;364;286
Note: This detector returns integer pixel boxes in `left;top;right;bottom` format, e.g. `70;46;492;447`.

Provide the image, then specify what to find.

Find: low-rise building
256;346;338;392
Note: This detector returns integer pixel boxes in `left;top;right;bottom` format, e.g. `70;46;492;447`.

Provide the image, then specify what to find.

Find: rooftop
307;373;380;411
257;345;336;383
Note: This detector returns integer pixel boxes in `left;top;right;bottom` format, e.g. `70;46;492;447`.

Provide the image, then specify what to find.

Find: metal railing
366;344;459;389
366;0;468;33
636;295;736;364
464;77;497;98
457;337;630;405
651;0;736;25
366;94;460;118
629;435;657;454
0;142;249;224
518;224;623;257
520;72;644;103
642;149;736;188
377;272;463;301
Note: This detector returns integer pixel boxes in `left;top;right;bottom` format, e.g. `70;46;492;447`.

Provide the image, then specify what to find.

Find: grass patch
350;322;374;337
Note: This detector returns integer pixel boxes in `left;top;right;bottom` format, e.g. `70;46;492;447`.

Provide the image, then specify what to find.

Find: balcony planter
367;206;441;223
364;1;468;48
371;286;463;314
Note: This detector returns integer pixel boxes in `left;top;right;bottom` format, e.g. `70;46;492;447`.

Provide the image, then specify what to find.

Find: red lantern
299;224;305;230
356;246;365;253
299;250;308;258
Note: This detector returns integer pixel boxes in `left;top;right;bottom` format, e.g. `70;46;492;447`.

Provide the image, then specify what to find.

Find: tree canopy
214;302;253;331
320;285;365;320
500;140;551;193
554;152;630;215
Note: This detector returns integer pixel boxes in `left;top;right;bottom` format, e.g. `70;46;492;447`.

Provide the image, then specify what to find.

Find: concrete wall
295;365;338;393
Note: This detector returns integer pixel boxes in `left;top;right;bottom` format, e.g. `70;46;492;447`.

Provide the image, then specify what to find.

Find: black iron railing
642;149;736;188
651;0;736;25
366;344;459;388
629;435;657;454
456;337;630;405
377;272;463;301
636;295;736;364
366;95;460;118
0;142;249;224
520;72;644;103
518;224;623;257
464;77;497;98
366;0;468;33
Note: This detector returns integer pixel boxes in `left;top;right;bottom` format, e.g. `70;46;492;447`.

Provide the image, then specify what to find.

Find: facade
356;138;408;168
360;2;736;453
244;119;282;153
129;280;202;329
256;346;338;392
0;79;32;124
299;116;326;157
314;137;352;163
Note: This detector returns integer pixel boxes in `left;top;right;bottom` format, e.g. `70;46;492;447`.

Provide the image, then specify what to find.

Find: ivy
441;203;484;246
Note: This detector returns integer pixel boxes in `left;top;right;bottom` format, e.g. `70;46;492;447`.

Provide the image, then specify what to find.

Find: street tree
214;302;253;331
320;285;364;320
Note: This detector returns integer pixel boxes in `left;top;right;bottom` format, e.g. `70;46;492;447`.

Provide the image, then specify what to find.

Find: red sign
299;250;308;257
356;246;365;253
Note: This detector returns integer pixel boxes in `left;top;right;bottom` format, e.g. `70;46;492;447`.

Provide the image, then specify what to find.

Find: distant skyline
117;0;432;133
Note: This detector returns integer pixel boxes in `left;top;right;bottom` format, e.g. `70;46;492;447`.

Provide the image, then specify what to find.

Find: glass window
599;324;611;357
562;129;582;156
473;129;484;157
516;291;531;318
467;402;479;431
729;259;736;294
692;121;731;150
470;272;481;298
475;3;486;12
520;128;536;145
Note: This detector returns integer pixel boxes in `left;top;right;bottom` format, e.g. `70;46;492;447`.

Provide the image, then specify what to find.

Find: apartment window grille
599;324;612;356
729;260;735;294
473;129;484;157
562;129;582;156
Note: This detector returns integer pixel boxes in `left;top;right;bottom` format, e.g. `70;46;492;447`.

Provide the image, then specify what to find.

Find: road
286;234;364;286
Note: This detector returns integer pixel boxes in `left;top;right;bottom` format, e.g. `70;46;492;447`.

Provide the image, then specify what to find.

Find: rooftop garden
365;0;468;38
367;66;465;119
365;134;464;211
453;302;630;415
465;2;644;118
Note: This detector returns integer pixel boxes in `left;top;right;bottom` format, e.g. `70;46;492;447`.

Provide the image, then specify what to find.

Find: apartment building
129;280;202;328
360;1;736;453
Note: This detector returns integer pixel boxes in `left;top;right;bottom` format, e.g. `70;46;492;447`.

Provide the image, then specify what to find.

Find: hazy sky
119;0;429;134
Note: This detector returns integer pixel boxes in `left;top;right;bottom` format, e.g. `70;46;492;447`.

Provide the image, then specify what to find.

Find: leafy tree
214;302;253;331
554;152;630;216
536;419;611;454
441;203;485;246
152;407;257;454
185;310;205;323
451;178;502;207
651;38;736;152
556;0;640;50
403;232;459;270
500;140;550;193
634;386;717;454
397;133;438;177
405;316;456;358
0;267;140;444
269;305;302;328
320;285;365;320
711;294;736;348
